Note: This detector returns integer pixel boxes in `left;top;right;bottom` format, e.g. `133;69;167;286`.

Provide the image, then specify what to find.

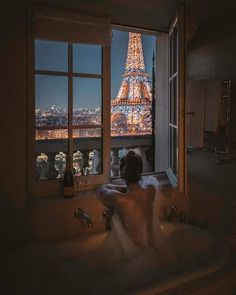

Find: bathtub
135;223;233;295
43;223;232;295
1;222;233;295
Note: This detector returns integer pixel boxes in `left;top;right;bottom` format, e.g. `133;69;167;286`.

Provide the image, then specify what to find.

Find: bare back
99;180;156;247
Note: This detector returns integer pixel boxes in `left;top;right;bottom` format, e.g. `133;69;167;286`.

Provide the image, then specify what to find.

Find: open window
156;6;186;193
27;6;186;197
110;27;157;178
167;7;186;193
27;6;111;196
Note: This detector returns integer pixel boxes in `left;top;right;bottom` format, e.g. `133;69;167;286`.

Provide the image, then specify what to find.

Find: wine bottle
63;156;74;198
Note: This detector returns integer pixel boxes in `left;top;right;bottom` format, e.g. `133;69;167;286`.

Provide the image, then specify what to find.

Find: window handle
187;112;195;116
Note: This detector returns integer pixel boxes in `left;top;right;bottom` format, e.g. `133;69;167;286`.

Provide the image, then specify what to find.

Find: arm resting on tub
97;184;126;207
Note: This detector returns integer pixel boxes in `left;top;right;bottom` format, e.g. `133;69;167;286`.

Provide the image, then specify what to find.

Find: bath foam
51;223;225;295
0;179;226;294
63;176;223;294
0;222;229;295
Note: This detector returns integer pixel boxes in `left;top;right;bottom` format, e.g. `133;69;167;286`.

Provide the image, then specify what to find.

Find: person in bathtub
97;152;208;269
98;150;160;257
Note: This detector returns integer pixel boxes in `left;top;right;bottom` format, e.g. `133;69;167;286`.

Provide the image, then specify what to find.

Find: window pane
73;44;101;74
111;30;156;175
73;128;102;175
35;75;68;126
35;130;68;180
170;32;174;77
170;127;177;175
35;40;68;72
170;79;174;124
173;27;178;75
170;77;177;125
73;77;101;125
73;128;101;138
35;129;68;140
169;28;178;77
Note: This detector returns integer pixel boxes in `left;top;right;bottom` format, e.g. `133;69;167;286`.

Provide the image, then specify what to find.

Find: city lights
111;32;153;136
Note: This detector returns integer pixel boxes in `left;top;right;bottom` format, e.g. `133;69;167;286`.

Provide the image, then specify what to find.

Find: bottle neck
66;156;71;172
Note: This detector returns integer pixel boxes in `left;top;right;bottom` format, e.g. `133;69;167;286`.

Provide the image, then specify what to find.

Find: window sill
28;172;170;201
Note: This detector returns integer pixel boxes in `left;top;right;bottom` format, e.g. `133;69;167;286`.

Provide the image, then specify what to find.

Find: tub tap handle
166;206;177;222
74;208;93;227
103;208;113;231
179;211;186;223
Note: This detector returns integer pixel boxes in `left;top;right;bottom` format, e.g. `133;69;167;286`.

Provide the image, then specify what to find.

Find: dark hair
120;150;143;184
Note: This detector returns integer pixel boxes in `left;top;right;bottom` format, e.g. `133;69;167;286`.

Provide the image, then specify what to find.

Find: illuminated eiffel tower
111;32;153;136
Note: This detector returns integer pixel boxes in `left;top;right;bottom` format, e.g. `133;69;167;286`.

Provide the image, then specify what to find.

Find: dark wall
186;8;236;233
187;9;236;80
0;1;29;248
0;2;28;207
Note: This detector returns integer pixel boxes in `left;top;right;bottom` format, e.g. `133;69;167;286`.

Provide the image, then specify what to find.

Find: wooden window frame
26;5;186;198
27;6;111;198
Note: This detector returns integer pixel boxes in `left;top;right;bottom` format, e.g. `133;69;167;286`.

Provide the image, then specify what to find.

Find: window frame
167;18;179;186
27;6;111;198
166;6;187;194
27;6;186;198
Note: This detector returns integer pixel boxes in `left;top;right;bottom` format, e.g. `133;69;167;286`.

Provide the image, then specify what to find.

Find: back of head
120;150;143;184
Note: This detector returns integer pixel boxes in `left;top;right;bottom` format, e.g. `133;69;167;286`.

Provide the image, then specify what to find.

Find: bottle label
63;186;74;198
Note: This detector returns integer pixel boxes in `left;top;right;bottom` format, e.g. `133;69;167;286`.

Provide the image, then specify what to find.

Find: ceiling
33;0;236;32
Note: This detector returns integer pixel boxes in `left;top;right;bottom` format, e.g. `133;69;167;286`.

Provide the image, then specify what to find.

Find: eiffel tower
111;32;153;136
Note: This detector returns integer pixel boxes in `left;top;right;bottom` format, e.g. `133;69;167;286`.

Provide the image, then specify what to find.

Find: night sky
35;30;156;109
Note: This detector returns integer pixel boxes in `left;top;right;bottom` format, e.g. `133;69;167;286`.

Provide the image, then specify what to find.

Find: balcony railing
36;135;153;181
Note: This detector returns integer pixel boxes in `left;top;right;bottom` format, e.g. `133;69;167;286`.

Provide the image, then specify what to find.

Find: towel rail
187;80;235;165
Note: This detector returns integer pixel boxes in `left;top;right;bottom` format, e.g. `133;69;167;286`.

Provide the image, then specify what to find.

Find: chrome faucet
103;208;113;231
166;206;177;222
74;208;92;227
